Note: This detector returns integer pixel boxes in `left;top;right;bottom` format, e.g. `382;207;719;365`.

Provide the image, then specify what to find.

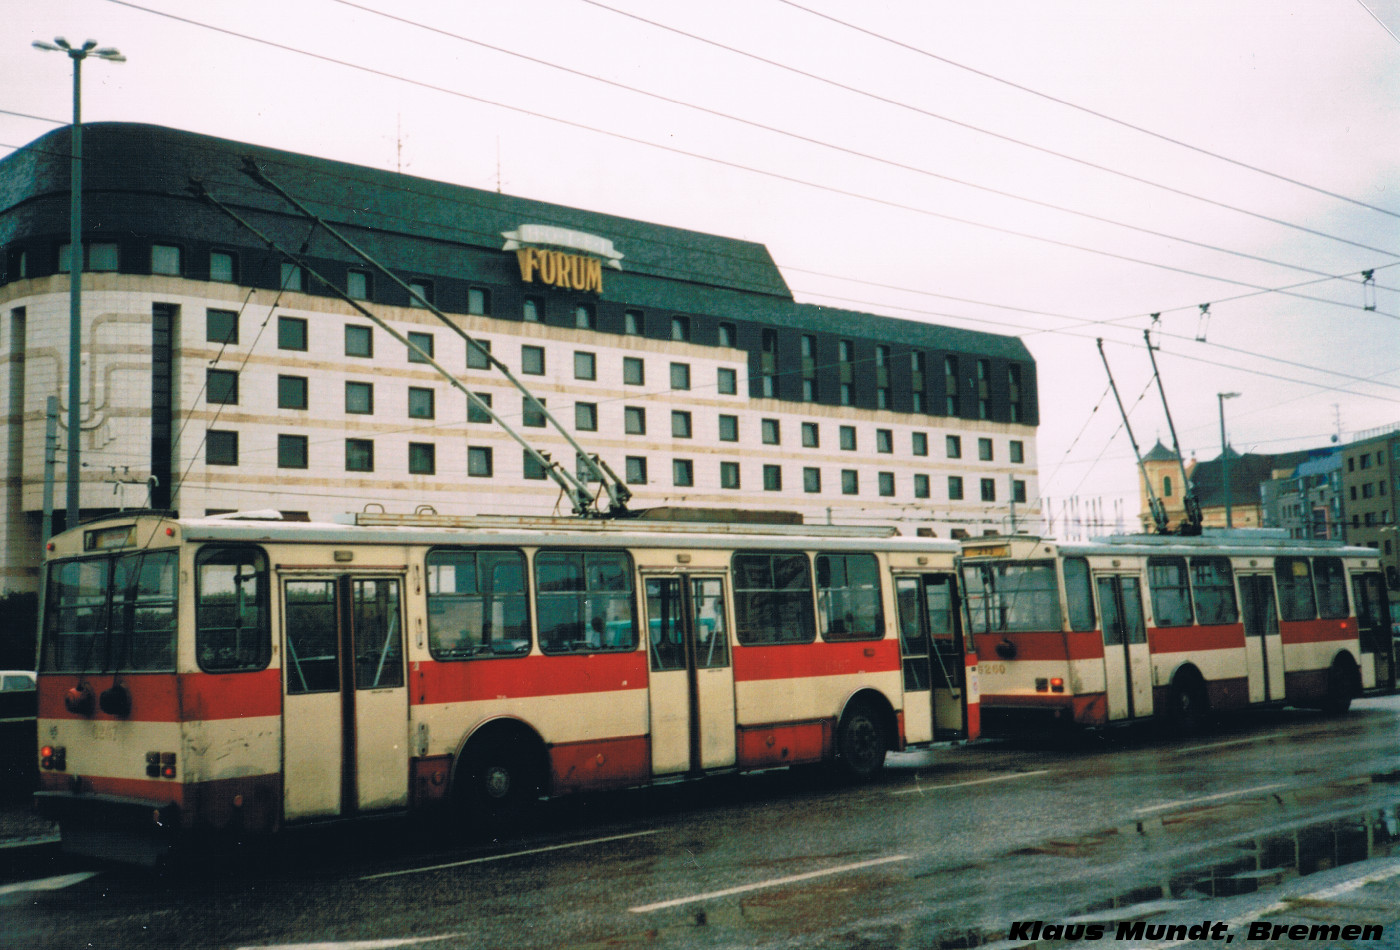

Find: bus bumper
34;790;179;865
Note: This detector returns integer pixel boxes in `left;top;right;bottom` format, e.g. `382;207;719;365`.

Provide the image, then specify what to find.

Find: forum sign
503;225;624;295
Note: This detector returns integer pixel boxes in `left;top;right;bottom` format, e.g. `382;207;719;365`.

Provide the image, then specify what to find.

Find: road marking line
1133;782;1285;815
892;769;1051;795
236;935;466;950
1175;731;1289;754
360;829;660;880
0;871;98;897
628;855;909;913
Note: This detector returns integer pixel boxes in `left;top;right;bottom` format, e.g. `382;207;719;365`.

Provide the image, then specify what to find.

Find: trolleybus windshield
42;550;178;673
961;560;1061;634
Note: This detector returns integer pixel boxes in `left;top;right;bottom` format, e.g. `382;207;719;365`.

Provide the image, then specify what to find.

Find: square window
522;345;545;375
575;351;597;380
626;456;648;484
673;459;694;487
876;429;893;454
762;419;780;445
575;402;598;431
409;279;433;308
409;442;437;475
467;338;492;370
624;357;645;386
280;262;303;292
345;381;374;415
346;325;373;358
763;465;782;492
670;362;691;391
1010;440;1024;464
671;315;690;341
1013;479;1027;503
468;446;494;477
407;331;433;363
946;435;962;459
206;369;239;405
523;297;542;322
980;478;996;502
206;430;238;466
802;422;819;448
625;406;647;435
841;470;859;495
914;474;930;499
408;387;435;419
717;367;737;395
278;375;308;410
718;322;736;347
210;251;235;283
625;310;644;335
346;438;374;472
468;392;493;424
672;411;692;439
206;309;238;345
718;414;738;442
978;438;993;461
840;426;857;451
803;467;822;493
523;397;547;428
347;270;370;300
575;304;595;329
879;472;895;497
277;434;308;469
152;244;181;276
523;452;548;480
88;243;118;272
948;476;964;500
278;316;307;351
468;287;489;315
721;461;741;489
912;432;928;456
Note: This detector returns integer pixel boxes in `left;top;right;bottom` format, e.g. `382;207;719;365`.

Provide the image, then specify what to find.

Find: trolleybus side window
535;550;636;654
1189;557;1238;625
1275;557;1317;622
426;549;529;658
961;561;1060;633
1147;557;1193;628
284;581;339;693
43;557;112;671
196;546;270;672
353;579;404;689
1062;557;1096;632
815;553;883;641
111;551;178;671
1313;557;1349;620
733;552;816;645
895;578;929;689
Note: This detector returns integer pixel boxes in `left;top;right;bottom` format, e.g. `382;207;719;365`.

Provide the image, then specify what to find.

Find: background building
1341;429;1399;588
0;123;1041;593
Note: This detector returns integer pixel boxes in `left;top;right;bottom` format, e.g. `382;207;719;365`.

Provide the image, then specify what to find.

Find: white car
0;671;35;692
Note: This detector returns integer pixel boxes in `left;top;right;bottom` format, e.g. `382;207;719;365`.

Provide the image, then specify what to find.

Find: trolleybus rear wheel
835;703;887;781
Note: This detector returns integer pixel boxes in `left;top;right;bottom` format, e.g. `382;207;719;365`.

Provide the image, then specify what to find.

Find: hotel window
912;432;928;456
625;406;647;435
407;331;433;363
803;380;817;402
946;435;962;458
278;375;308;410
468;392;492;424
1008;364;1023;422
671;316;691;342
840;426;856;451
877;387;890;409
278;316;307;351
278;435;308;470
944;356;959;414
842;470;859;495
980;478;996;502
718;414;738;442
838;340;854;406
574;351;597;381
468;446;493;477
802;422;819;448
840;384;853;406
760;329;778;397
911;351;927;412
347;269;371;300
467;339;492;370
345;325;373;358
977;359;990;419
345;381;374;415
623;357;645;386
803;467;822;493
839;340;853;363
408;387;435;419
624;310;644;335
764;465;783;492
467;287;489;315
206;309;238;345
522;297;542;323
914;474;930;499
717;367;737;395
206;370;239;406
978;438;993;461
721;461;741;490
409;443;436;476
672;411;692;439
670;362;691;391
345;438;374;473
90;243;118;271
1010;440;1024;463
879;472;895;497
626;456;648;485
801;335;817;402
152;244;181;276
575;402;598;432
673;459;694;487
522;397;546;428
521;345;545;375
875;345;889;368
762;419;780;445
718;322;736;347
206;431;239;466
911;391;925;412
948;476;964;500
409;279;433;308
574;303;595;330
210;251;236;283
1013;480;1027;504
876;429;893;454
523;452;548;480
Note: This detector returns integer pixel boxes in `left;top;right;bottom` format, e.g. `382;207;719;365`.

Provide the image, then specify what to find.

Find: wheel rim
483;764;513;801
844;715;882;770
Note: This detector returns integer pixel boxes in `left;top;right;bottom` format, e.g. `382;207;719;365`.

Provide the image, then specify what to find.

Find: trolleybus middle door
645;575;737;776
281;575;410;821
1096;575;1152;721
895;574;966;743
1239;574;1286;703
1352;571;1395;692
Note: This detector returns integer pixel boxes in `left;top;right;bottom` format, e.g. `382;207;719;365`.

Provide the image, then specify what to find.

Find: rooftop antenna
1143;329;1202;535
1098;338;1168;534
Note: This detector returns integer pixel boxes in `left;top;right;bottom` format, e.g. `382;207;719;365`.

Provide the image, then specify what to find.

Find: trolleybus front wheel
1167;673;1209;735
460;730;544;829
835;703;887;781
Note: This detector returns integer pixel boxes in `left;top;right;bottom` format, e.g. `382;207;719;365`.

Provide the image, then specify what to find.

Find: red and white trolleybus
960;532;1394;733
34;510;978;859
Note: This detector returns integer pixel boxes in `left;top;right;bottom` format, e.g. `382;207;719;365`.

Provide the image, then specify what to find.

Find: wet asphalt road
5;697;1400;950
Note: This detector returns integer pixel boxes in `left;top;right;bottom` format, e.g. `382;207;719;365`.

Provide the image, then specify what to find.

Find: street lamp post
32;37;124;532
1218;391;1241;528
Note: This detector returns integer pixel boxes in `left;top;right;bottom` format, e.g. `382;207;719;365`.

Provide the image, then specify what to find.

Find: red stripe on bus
971;631;1104;662
413;651;649;704
549;734;650;794
1279;619;1357;645
1149;624;1245;653
736;719;831;769
731;639;900;682
37;671;281;722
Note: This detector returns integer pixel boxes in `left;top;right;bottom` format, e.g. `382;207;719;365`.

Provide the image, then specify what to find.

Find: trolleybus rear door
1239;574;1286;703
281;575;409;821
645;575;737;776
1351;571;1395;692
1097;575;1152;720
895;574;967;742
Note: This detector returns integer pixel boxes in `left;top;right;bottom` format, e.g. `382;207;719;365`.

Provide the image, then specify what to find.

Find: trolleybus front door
281;575;409;821
1239;574;1286;703
1352;571;1395;692
1097;575;1152;721
895;574;967;742
645;575;737;776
